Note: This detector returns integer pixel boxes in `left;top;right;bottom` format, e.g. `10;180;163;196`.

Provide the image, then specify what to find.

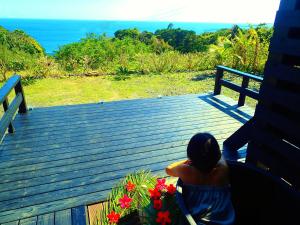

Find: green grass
3;71;258;108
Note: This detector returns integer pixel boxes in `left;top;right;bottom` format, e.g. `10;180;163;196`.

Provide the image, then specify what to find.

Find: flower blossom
153;199;163;210
155;178;167;191
167;184;176;195
148;188;161;199
107;211;120;224
126;181;135;192
156;211;171;225
119;194;133;209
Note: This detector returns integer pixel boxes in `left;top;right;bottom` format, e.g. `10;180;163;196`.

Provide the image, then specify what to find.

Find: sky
0;0;281;23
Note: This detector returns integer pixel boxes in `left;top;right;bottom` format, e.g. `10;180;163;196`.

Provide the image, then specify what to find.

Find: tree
0;45;10;81
167;23;174;29
155;28;199;53
0;45;26;81
114;28;140;40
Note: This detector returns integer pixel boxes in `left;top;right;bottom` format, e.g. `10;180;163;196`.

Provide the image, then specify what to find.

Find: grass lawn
3;71;259;108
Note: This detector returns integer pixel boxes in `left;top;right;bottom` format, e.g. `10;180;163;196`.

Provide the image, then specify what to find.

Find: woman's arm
165;159;191;177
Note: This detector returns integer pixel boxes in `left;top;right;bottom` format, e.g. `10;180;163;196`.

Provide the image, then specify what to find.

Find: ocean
1;19;255;54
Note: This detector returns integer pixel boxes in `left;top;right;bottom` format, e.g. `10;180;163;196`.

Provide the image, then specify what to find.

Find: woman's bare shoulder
214;158;230;185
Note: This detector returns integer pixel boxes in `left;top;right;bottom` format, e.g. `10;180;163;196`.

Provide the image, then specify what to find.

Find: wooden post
214;67;224;95
2;98;15;133
238;76;250;106
14;80;27;114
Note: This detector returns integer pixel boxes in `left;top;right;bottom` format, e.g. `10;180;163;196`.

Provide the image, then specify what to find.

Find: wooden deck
0;93;254;224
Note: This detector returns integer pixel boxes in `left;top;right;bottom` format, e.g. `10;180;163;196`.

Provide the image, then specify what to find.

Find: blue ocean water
1;19;255;54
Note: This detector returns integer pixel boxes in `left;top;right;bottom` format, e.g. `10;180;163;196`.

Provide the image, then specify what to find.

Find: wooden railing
214;65;264;106
0;75;27;141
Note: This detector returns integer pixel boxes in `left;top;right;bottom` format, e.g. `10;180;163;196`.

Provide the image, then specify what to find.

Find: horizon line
0;17;273;25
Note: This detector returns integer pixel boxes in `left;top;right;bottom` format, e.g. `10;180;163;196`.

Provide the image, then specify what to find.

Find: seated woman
166;133;235;225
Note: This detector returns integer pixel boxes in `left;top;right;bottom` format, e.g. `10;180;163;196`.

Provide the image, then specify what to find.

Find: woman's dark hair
187;133;221;173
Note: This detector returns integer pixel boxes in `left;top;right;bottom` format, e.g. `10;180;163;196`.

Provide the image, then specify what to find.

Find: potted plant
94;170;182;225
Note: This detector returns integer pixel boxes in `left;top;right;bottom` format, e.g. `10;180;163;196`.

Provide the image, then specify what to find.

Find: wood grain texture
88;202;107;225
71;206;87;225
0;93;22;141
0;76;20;104
36;213;54;225
0;94;254;224
55;209;72;225
19;217;37;225
1;221;19;225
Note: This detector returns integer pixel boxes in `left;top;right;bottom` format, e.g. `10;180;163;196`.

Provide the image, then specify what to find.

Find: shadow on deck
0;93;254;224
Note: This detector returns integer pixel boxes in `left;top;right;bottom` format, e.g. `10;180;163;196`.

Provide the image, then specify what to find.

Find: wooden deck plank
9;95;252;133
11;96;207;126
0;162;168;224
0;138;228;186
0;129;237;183
36;213;54;225
0;119;240;169
54;209;72;225
1;221;19;225
0;113;235;160
14;94;205;116
0;148;186;204
0;160;177;214
0;139;233;195
71;206;87;225
4;111;241;149
19;217;37;225
0;119;240;162
10;102;252;139
0;94;254;223
88;202;107;225
0;108;238;150
3;101;249;141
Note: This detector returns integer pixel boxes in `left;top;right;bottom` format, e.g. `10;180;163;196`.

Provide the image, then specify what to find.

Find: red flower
155;178;167;191
156;211;171;225
153;199;163;210
148;188;161;199
126;181;135;192
119;194;133;209
167;184;176;195
107;211;120;224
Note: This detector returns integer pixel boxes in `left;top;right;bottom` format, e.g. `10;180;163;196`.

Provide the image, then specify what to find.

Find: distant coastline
0;18;272;54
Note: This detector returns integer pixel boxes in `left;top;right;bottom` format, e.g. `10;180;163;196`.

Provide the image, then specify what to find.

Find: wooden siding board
275;10;300;27
259;85;300;113
255;105;300;145
264;65;300;84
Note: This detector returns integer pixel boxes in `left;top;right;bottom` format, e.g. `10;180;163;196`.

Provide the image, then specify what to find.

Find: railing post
14;79;27;114
2;98;15;133
214;67;224;95
238;76;250;106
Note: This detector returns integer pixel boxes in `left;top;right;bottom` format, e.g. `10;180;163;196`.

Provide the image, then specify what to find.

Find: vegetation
0;24;272;82
96;170;180;225
0;24;269;108
0;26;45;80
2;71;258;108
